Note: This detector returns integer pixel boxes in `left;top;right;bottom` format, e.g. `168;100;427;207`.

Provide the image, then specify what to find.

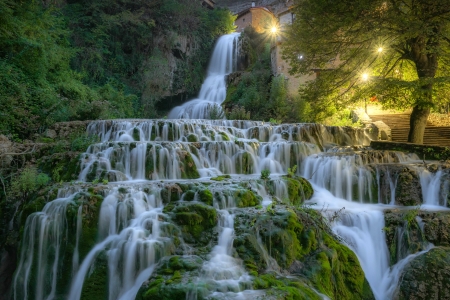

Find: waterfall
11;32;450;300
168;33;240;119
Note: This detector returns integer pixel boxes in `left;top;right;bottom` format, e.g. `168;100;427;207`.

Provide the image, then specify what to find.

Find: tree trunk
408;105;430;144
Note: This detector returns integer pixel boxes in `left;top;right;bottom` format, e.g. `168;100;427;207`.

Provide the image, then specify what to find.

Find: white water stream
11;32;450;300
169;32;240;119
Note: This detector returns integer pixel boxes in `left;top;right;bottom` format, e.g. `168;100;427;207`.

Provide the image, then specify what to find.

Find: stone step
369;113;450;146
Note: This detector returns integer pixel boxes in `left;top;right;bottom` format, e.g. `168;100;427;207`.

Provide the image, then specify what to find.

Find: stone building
234;3;277;33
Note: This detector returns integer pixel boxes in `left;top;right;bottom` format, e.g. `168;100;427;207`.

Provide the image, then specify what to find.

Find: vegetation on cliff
0;0;235;140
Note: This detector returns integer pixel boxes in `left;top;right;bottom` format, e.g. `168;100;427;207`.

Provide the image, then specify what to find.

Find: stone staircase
368;113;450;147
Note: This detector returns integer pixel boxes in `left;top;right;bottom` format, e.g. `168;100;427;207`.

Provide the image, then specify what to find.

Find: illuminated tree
283;0;450;144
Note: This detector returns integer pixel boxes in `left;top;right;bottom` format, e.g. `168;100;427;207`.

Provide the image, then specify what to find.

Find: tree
283;0;450;144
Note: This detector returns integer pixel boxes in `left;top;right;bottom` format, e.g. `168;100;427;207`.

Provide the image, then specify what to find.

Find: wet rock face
395;247;450;300
384;210;450;269
374;165;422;206
421;211;450;247
384;209;429;266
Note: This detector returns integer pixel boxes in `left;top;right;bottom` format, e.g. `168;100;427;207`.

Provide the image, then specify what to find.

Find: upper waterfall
168;32;240;119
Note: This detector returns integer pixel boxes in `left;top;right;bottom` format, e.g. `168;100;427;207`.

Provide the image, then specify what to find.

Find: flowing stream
11;33;450;300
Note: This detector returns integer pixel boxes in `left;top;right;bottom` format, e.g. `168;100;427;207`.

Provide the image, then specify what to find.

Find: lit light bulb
362;73;369;81
377;47;383;53
271;26;278;34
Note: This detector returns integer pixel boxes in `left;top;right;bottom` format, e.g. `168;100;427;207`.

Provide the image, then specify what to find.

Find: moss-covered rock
234;205;374;300
252;273;321;299
179;151;200;179
234;189;261;208
384;209;428;266
80;251;108;300
39;152;81;182
395;247;450;300
210;174;231;181
164;202;217;245
283;176;314;205
198;189;213;206
137;256;205;300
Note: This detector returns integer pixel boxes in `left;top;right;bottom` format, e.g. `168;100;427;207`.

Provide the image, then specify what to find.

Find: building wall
250;8;276;33
235;7;276;33
235;11;252;32
271;43;316;94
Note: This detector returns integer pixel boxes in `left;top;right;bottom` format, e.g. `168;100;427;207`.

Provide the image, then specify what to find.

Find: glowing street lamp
271;26;278;34
362;73;369;81
377;47;383;53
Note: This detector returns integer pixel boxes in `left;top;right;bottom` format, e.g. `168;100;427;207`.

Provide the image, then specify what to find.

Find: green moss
210;174;231;181
180;152;200;179
234;189;261;208
133;127;140;141
198;189;213;205
252;273;321;300
138;256;206;300
240;152;254;174
80;251;108;299
20;196;48;225
182;190;195;201
86;161;99;182
218;131;230;141
284;176;314;205
187;134;198;142
39;152;81;182
234;206;374;300
168;202;217;242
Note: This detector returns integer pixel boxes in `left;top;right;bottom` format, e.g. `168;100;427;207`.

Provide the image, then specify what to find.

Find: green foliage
226;105;251;120
404;206;421;228
70;134;99;152
287;165;297;178
208;104;225;120
284;0;450;142
260;169;271;180
10;166;50;200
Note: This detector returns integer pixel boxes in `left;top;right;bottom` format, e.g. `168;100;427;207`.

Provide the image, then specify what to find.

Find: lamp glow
271;26;278;34
377;47;383;53
362;73;369;81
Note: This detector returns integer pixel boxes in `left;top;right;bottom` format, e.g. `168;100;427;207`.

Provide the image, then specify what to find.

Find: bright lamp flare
271;26;278;34
377;47;383;53
362;73;369;81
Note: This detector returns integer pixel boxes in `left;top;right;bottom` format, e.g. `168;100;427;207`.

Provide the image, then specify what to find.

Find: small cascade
67;185;173;300
419;168;444;206
13;197;75;300
301;150;419;203
169;33;240;119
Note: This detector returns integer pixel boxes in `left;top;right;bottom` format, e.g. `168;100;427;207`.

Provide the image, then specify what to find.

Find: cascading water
168;33;240;119
11;32;450;300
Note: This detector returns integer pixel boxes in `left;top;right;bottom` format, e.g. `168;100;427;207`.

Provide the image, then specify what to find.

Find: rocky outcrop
395;247;450;300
